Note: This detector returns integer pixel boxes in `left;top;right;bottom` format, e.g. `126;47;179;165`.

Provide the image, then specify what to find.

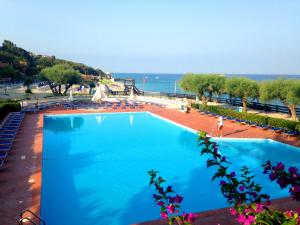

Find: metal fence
139;91;300;116
77;85;300;116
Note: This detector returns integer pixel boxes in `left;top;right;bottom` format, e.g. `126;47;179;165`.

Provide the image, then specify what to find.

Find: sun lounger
5;119;22;124
0;131;16;135
0;151;8;159
5;118;21;122
0;134;15;139
4;121;20;126
0;145;11;151
283;130;298;139
1;126;19;130
0;140;13;146
10;112;23;115
7;114;23;118
0;127;18;132
7;114;24;119
23;108;38;113
269;127;283;134
257;124;269;130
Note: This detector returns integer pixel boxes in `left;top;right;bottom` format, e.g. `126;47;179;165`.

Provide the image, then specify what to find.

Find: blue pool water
42;112;300;225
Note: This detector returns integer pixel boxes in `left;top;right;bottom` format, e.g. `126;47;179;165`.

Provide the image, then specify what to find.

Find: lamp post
142;76;148;92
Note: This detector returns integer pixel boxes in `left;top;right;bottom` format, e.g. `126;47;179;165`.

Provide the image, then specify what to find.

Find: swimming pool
41;112;300;225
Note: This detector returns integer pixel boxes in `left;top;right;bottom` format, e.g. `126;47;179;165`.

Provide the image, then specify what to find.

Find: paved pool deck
0;105;299;225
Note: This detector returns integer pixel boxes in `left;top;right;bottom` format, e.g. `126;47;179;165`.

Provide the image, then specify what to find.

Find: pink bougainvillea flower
291;185;300;194
288;166;298;174
160;212;168;219
251;192;257;198
175;194;183;204
153;194;159;200
239;185;245;191
285;211;292;217
166;185;173;192
269;172;277;181
158;187;164;195
275;162;284;171
237;214;246;223
255;203;264;213
230;171;236;177
187;213;197;223
243;215;255;225
277;177;288;188
166;204;175;214
157;201;164;206
229;208;237;215
220;180;226;186
236;214;255;225
168;196;175;203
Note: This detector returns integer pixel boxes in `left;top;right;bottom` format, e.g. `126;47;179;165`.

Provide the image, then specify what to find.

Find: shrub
0;100;21;122
267;117;297;131
194;104;299;131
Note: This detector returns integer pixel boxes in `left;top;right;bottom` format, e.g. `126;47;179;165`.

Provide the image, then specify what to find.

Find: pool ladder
19;209;46;225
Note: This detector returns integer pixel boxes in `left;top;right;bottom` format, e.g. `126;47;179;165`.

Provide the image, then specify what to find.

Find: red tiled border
0;106;299;225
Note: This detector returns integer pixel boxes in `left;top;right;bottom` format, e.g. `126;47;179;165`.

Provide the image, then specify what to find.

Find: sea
113;73;300;94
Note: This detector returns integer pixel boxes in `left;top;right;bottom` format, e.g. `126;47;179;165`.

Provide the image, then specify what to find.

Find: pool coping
1;105;300;225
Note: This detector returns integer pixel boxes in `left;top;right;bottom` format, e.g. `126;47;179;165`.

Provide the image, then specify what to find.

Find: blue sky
0;0;299;74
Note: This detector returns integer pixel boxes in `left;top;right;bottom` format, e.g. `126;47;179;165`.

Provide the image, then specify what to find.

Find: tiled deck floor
0;106;299;225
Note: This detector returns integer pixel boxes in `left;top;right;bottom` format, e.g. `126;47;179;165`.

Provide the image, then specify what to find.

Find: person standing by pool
217;116;224;137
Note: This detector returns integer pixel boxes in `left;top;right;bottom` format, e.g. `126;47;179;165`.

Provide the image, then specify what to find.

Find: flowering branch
263;161;300;201
147;131;300;225
198;131;270;207
148;170;197;225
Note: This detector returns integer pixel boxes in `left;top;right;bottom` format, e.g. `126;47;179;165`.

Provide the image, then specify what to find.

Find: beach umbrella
100;84;108;99
129;114;134;126
68;88;74;101
92;86;102;102
129;88;134;101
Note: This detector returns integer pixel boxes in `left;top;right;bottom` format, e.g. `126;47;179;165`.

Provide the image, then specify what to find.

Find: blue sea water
41;112;300;225
113;73;300;94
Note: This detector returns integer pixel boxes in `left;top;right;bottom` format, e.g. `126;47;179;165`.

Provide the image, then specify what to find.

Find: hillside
0;40;104;81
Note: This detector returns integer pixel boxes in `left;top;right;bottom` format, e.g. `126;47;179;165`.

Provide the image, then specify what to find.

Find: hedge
192;103;299;132
0;100;21;122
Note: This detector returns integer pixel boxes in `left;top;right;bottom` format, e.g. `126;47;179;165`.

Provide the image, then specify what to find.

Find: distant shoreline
112;72;300;76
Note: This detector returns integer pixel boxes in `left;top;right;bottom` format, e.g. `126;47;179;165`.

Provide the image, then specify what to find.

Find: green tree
260;79;300;121
206;74;226;100
179;73;226;105
0;66;20;80
36;55;56;71
0;40;105;83
23;76;33;93
40;64;82;96
0;40;38;82
226;77;259;112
